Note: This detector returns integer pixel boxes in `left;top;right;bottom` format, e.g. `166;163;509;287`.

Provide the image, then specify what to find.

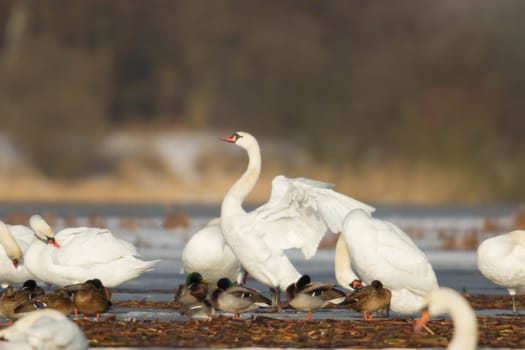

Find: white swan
219;131;375;306
24;215;160;288
0;221;36;287
182;218;244;285
414;287;478;350
0;308;88;350
477;230;525;314
336;208;438;314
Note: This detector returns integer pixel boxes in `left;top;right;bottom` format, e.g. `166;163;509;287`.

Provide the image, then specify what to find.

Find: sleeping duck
285;275;346;320
210;278;270;319
14;288;73;316
174;272;209;306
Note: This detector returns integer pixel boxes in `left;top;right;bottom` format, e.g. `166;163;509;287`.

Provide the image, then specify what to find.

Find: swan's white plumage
252;175;375;259
219;132;375;292
182;218;244;285
477;230;525;312
25;215;159;288
0;309;88;350
338;208;438;314
418;288;478;350
0;222;36;286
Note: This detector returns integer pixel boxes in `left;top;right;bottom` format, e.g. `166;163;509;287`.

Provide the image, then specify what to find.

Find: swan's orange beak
222;134;237;143
350;279;364;290
414;309;430;332
47;237;60;248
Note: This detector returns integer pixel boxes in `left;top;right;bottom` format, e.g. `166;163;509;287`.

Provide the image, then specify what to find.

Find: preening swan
0;308;88;350
24;215;159;288
477;230;525;314
0;221;36;286
336;208;438;314
414;287;478;350
182;218;244;285
219;131;375;307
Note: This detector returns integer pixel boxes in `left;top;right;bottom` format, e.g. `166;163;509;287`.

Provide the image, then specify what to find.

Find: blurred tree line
0;0;524;199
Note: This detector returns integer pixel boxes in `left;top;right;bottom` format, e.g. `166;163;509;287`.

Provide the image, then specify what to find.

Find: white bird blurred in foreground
0;309;88;350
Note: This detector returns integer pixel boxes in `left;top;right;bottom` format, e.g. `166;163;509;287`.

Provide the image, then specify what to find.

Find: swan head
350;279;364;290
222;131;256;149
29;215;60;248
0;221;23;267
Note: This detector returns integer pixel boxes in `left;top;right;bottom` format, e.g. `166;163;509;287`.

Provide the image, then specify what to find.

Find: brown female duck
69;279;112;321
14;288;73;316
345;279;392;320
0;286;32;321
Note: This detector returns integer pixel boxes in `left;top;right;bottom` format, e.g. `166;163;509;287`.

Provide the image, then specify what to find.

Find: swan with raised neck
220;131;261;221
219;131;300;299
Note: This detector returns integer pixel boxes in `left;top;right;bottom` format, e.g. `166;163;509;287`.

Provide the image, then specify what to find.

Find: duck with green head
210;278;270;319
174;272;209;306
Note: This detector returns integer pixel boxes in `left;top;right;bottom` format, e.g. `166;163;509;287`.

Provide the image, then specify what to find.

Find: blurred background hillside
0;0;524;204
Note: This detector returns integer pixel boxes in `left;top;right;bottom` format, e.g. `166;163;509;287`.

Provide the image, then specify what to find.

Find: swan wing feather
249;176;375;259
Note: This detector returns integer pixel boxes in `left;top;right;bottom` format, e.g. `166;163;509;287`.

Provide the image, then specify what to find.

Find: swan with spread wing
215;131;375;307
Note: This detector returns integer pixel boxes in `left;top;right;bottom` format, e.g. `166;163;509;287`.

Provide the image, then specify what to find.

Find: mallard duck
285;275;346;321
210;278;270;319
344;280;392;320
0;286;32;321
68;279;111;321
177;300;215;320
174;272;209;306
14;289;73;316
20;279;45;299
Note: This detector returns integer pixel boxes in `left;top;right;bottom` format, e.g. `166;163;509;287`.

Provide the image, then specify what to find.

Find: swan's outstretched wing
248;175;375;259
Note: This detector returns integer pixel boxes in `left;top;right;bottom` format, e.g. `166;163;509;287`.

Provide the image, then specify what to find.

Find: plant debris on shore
77;294;525;348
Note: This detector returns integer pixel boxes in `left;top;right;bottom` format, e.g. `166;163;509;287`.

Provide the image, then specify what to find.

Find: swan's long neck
334;235;360;289
221;141;261;218
0;224;22;261
447;297;478;350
